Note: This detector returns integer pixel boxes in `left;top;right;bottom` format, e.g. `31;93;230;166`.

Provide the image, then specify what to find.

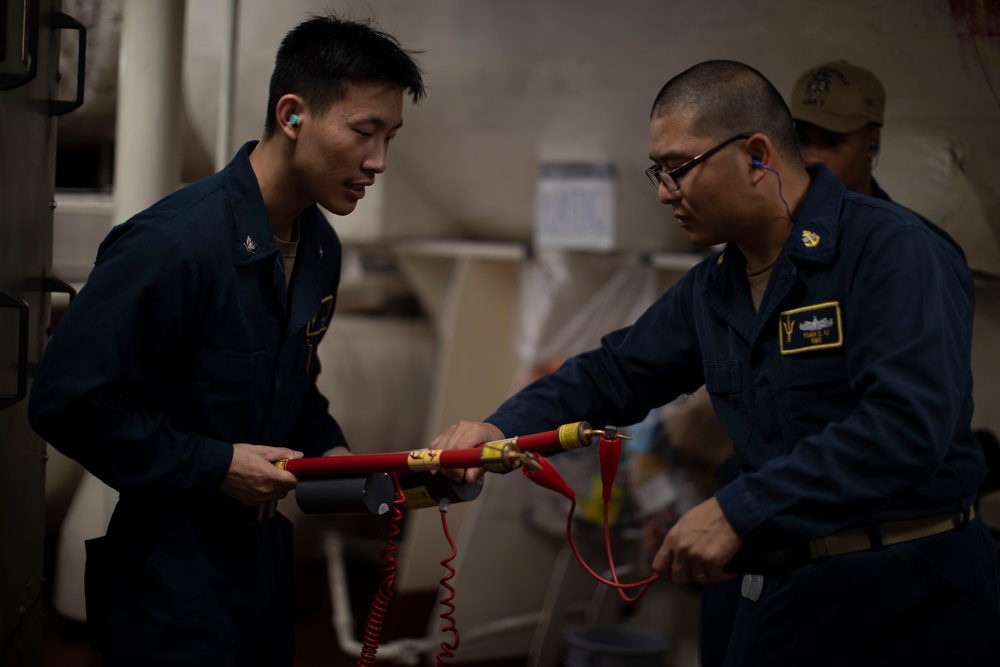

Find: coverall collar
285;212;329;336
225;141;280;268
222;141;332;336
703;165;846;343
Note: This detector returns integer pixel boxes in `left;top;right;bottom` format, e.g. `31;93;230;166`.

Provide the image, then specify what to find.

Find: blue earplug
289;114;299;126
752;158;762;168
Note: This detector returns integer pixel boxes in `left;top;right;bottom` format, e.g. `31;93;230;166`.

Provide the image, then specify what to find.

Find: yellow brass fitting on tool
558;421;595;450
480;438;523;472
586;425;632;441
518;452;543;472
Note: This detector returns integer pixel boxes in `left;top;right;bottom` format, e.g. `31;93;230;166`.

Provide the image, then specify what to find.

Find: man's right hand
428;420;504;483
218;443;303;506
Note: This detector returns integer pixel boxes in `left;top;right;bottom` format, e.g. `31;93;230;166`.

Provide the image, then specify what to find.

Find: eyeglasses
645;133;752;191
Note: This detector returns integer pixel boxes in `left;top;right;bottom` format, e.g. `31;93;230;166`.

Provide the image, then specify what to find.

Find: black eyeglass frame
645;133;753;191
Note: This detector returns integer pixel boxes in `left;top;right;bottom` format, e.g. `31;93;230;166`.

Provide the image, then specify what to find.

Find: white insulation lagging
321;530;545;664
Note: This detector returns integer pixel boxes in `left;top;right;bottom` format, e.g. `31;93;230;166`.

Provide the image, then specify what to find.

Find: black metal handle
41;275;76;304
0;289;29;412
0;0;40;91
41;275;77;337
48;11;86;115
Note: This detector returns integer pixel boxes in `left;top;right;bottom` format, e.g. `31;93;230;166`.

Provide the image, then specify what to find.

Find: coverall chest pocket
192;348;267;384
189;348;268;437
703;360;751;454
777;354;853;440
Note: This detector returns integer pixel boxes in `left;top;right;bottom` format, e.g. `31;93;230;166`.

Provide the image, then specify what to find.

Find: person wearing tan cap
790;60;966;261
790;60;885;197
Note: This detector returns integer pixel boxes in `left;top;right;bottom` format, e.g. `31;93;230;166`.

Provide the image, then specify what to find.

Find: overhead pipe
112;0;186;225
214;0;239;170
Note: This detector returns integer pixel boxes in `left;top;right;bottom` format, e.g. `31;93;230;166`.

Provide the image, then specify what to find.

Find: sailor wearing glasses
431;60;998;665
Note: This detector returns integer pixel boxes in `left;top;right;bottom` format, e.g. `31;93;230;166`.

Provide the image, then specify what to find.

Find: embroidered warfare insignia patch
803;66;845;107
779;301;843;354
306;294;335;338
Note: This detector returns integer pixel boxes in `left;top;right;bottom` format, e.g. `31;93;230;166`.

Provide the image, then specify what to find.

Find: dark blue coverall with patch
487;166;1000;665
698;173;972;667
29;141;346;666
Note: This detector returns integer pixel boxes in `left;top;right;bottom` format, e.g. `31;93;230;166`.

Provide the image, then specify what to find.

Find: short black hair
651;60;801;163
263;13;425;137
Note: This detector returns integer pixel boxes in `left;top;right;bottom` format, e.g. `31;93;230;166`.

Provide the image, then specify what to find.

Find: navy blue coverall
30;141;347;666
487;166;1000;665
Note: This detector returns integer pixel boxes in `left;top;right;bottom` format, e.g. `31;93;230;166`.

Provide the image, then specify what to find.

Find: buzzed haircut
651;60;801;164
263;13;426;137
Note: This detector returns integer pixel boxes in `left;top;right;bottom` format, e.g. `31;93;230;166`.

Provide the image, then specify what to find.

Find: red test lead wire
520;453;659;601
597;433;654;602
357;473;407;667
434;499;460;666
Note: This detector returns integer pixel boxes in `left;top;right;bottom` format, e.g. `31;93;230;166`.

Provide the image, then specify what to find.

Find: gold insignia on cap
804;67;833;106
801;230;820;248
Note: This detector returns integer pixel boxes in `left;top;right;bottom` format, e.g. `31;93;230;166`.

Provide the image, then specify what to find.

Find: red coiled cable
357;473;407;667
434;501;460;665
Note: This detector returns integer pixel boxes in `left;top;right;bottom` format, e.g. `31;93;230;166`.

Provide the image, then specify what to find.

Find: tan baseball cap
790;60;885;133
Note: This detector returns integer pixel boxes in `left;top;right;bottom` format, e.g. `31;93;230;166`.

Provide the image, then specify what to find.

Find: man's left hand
652;497;743;585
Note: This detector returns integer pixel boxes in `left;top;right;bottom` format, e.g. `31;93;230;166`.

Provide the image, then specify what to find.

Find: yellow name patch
779;301;843;354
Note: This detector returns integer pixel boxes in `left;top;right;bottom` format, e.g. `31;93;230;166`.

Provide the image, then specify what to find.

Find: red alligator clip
598;435;621;502
522;456;575;499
